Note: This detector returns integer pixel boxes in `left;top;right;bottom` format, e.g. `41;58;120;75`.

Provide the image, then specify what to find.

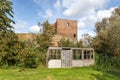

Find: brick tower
55;19;77;40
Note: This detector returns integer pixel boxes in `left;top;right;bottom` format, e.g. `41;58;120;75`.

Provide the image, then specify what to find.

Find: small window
74;34;76;38
49;49;61;59
90;50;94;59
73;50;82;59
84;50;91;59
67;22;69;26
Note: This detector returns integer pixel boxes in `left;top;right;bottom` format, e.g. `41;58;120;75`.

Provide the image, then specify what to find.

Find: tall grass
93;53;120;73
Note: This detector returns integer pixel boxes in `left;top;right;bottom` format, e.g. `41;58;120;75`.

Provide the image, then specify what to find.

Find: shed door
61;50;72;68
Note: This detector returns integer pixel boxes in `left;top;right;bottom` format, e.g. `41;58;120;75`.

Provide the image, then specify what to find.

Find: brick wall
55;19;77;40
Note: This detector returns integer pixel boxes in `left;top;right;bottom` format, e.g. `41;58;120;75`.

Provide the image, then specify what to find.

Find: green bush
0;39;45;68
94;53;120;72
17;40;41;68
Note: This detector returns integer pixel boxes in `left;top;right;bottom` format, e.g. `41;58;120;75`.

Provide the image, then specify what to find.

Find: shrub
94;53;120;72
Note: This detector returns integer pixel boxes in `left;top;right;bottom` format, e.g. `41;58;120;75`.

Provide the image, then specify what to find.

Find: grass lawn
0;67;120;80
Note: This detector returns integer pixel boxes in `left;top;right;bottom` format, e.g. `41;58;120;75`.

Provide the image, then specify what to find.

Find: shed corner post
82;49;84;60
70;48;72;68
46;48;49;68
93;49;95;60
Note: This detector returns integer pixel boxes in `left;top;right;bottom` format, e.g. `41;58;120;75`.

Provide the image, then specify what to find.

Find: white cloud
60;0;116;40
78;21;86;28
76;6;116;40
13;20;29;33
77;6;116;40
78;16;96;40
54;0;61;10
78;29;96;40
63;0;91;17
62;0;73;8
39;9;53;19
89;0;109;8
12;20;42;33
97;7;116;21
29;25;40;33
62;0;109;17
87;15;97;23
78;15;97;29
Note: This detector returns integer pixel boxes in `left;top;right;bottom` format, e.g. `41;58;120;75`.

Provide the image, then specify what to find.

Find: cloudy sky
11;0;120;40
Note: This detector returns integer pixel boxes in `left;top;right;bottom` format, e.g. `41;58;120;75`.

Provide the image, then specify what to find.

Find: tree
34;20;55;52
33;20;55;64
0;0;15;32
93;7;120;70
95;18;108;33
0;31;18;66
0;0;19;66
93;6;120;56
81;34;93;48
17;40;40;68
107;8;120;56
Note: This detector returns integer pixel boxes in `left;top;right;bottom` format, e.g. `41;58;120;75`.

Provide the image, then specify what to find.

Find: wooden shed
46;47;95;68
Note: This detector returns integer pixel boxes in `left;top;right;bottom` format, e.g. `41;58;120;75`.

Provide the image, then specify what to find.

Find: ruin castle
17;18;78;46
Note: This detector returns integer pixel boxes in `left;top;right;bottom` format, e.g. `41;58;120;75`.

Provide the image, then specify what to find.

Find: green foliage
0;31;19;66
0;0;21;67
33;20;55;65
93;6;120;72
76;40;84;48
94;53;120;73
58;38;76;47
93;6;120;56
17;40;40;68
0;39;40;68
107;17;120;56
0;0;15;32
0;0;45;68
81;34;93;48
34;20;55;52
0;19;55;68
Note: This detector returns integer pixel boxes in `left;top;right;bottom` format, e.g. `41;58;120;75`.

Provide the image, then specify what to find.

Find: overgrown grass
0;67;120;80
